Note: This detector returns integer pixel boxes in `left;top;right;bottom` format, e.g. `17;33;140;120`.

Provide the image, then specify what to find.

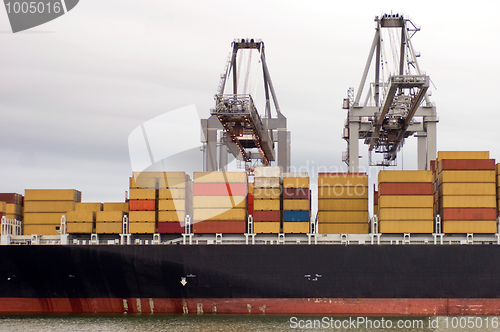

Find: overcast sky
1;0;499;206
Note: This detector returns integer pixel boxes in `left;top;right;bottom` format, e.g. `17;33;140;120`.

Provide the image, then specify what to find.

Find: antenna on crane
342;14;438;171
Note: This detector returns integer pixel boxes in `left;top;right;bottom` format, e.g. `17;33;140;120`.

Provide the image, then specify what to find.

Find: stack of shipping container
497;163;500;217
378;170;434;233
157;172;192;234
0;193;23;221
192;171;246;234
129;173;157;234
373;186;379;218
253;167;281;234
317;173;369;234
436;151;497;234
282;173;310;234
23;189;81;235
96;202;128;234
65;202;102;234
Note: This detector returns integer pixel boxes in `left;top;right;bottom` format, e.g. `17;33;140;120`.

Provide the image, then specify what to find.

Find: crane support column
348;119;360;172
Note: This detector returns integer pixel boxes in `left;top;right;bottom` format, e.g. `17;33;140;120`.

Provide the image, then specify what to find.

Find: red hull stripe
1;298;500;315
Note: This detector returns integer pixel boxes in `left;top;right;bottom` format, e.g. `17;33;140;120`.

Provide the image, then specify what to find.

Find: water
1;315;499;332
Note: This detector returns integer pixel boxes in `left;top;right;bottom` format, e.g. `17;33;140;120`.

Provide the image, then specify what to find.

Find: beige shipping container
158;210;185;222
254;177;280;189
158;199;187;211
318;198;368;211
253;188;281;200
443;220;497;234
318;222;369;234
440;195;496;209
193;171;247;183
129;189;156;200
254;167;281;178
66;222;94;234
318;186;368;199
379;220;434;234
318;173;368;187
193;196;246;209
129;211;156;222
96;222;122;234
75;202;103;212
25;189;81;202
66;211;95;222
378;170;432;184
193;208;246;221
24;213;64;225
96;211;125;222
318;211;369;223
283;222;309;234
439;183;496;196
23;224;60;235
129;222;156;234
253;199;280;211
282;177;309;189
24;201;75;213
438;171;495;185
130;176;157;189
378;208;434;221
254;221;280;234
378;196;434;208
158;188;186;200
283;199;310;211
437;151;489;160
102;202;129;212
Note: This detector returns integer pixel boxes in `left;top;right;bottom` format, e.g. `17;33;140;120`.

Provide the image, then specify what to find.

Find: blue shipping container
284;210;309;222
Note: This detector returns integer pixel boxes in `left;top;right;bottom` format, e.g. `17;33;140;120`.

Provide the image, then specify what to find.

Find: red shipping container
0;193;22;204
283;188;310;199
379;183;433;196
248;194;254;205
374;191;379;205
158;222;184;234
129;200;156;211
441;208;497;221
193;183;246;196
253;210;280;222
430;160;436;174
439;159;495;171
192;220;246;234
248;204;254;215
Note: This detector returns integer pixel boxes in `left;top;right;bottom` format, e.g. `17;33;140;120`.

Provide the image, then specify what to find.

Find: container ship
2;14;500;315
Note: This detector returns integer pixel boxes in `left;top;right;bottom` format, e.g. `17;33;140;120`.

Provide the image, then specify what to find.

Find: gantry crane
202;39;290;172
343;14;438;171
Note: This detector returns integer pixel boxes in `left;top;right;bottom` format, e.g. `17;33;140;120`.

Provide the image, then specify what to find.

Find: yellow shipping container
318;211;369;223
193;171;247;183
378;208;434;221
24;213;63;225
318;186;368;199
439;183;496;196
379;220;434;234
96;211;125;222
378;170;432;184
75;202;102;212
253;188;281;199
378;196;434;208
130;176;157;189
254;177;280;189
96;222;122;234
192;196;245;209
5;203;22;215
193;208;246;221
23;224;60;235
440;195;496;208
133;171;186;178
318;174;368;187
24;201;75;213
66;211;95;222
158;188;186;199
254;222;280;234
0;202;5;213
158;210;185;222
282;177;309;189
497;163;500;175
437;151;489;160
129;188;156;200
318;198;368;211
438;171;495;185
129;211;156;222
283;199;310;211
102;202;129;212
129;222;156;234
318;223;369;234
66;222;94;234
283;222;309;234
443;220;497;234
158;199;187;211
24;189;80;202
248;183;254;194
374;204;379;216
253;199;280;211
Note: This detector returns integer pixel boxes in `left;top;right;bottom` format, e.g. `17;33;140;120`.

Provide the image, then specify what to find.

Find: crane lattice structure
202;39;290;172
343;14;438;171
